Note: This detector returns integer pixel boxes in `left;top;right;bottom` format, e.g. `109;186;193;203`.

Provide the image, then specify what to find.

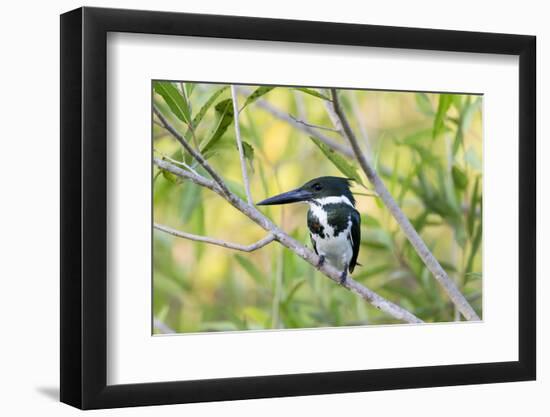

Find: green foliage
201;98;235;156
153;81;191;125
242;86;275;107
309;136;365;186
293;87;330;101
153;83;483;333
433;94;453;139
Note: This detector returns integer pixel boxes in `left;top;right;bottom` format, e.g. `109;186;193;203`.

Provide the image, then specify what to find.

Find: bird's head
257;176;355;207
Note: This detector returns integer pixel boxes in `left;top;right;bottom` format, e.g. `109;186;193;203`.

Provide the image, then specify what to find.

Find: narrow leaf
415;93;433;116
191;86;228;129
160;168;180;184
433;94;453;139
451;165;468;190
201;98;234;156
242;141;255;171
293;87;330;101
466;222;482;274
467;176;480;237
309;136;364;186
153;81;191;125
242;86;275;108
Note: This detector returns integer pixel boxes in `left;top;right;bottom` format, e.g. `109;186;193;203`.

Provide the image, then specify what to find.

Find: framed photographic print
60;6;536;409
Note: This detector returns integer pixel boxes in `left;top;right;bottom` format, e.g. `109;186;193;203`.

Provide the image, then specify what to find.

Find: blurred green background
153;82;482;333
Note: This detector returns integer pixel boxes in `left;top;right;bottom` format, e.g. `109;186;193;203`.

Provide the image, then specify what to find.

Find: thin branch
153;147;200;176
153;105;232;199
155;223;275;252
289;115;340;132
292;90;340;133
154;157;423;324
231;85;253;205
155;157;221;194
330;88;480;321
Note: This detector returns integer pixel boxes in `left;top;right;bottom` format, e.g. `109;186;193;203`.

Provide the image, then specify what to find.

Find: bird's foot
339;270;348;286
316;255;326;269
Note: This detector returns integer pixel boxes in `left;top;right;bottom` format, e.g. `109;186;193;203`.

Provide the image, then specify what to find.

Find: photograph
152;81;483;334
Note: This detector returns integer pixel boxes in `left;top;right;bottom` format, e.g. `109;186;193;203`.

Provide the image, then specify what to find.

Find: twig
292;90;340;133
154;157;422;324
330;88;480;321
231;85;253;205
289;115;340;133
153;147;199;176
155;223;275;252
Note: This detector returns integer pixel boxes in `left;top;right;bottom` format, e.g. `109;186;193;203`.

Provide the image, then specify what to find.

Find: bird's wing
309;233;318;255
348;209;361;273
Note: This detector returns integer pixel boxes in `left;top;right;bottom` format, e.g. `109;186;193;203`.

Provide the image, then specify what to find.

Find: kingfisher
257;177;361;285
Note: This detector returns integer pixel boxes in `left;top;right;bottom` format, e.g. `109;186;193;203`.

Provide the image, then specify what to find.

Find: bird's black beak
256;188;313;206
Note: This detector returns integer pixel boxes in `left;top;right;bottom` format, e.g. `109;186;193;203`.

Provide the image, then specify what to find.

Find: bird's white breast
309;202;353;272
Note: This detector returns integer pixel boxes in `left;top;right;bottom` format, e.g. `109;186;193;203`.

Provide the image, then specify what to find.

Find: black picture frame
60;6;536;410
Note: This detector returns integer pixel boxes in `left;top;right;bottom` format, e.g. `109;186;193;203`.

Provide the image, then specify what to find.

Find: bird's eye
313;183;322;191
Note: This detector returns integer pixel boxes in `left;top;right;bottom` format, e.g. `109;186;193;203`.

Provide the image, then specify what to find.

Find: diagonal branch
153;105;232;199
330;88;480;321
154;222;275;252
154;157;423;324
231;85;253;204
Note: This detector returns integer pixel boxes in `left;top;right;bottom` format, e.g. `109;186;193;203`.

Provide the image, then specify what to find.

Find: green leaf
242;86;275;108
433;94;453;139
185;82;196;98
451;95;463;111
401;129;432;146
467;176;480;237
451;165;468;190
201;98;234;156
438;261;457;272
415;93;433;116
452;127;463;155
292;87;330;101
235;254;264;284
191;86;228;129
242;141;255;171
153;81;191;125
309;136;364;186
466;222;482;275
160;168;180;184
